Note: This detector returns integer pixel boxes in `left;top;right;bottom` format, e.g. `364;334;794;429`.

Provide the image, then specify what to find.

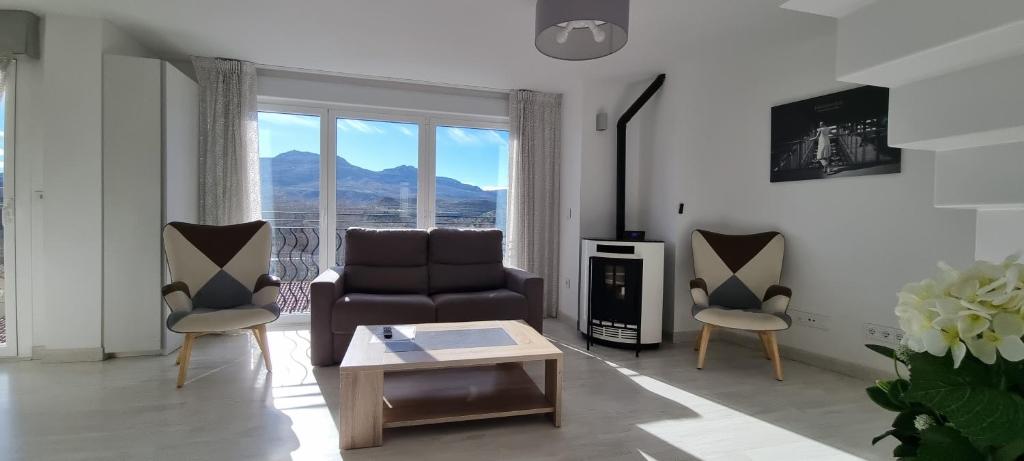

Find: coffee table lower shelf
382;364;555;428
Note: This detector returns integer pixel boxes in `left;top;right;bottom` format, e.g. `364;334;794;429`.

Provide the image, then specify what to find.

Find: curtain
0;56;11;96
192;56;260;225
508;90;562;317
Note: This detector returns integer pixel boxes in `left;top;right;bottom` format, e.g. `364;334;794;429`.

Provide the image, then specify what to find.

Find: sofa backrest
428;228;505;293
344;228;429;294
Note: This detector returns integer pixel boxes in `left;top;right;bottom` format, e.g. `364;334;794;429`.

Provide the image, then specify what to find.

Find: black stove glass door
589;257;643;325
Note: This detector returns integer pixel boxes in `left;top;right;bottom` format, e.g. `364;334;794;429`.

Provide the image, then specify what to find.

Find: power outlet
791;309;830;331
864;323;903;346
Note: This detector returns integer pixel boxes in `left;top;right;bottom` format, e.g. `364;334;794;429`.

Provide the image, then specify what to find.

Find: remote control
383;326;393;339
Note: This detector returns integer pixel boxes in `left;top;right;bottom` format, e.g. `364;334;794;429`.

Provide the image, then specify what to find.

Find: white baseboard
671;328;890;381
32;346;106;363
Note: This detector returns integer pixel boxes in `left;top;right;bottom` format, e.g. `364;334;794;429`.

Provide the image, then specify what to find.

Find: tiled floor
0;319;895;460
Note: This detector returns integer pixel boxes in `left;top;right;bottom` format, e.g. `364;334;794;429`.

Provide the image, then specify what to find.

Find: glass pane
434;126;509;256
336;119;419;264
258;112;321;314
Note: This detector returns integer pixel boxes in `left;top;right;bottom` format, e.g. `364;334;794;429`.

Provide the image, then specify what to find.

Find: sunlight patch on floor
549;339;866;461
608;362;866;461
265;330;342;461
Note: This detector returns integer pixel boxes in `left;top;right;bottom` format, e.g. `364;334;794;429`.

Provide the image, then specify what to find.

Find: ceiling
2;0;832;91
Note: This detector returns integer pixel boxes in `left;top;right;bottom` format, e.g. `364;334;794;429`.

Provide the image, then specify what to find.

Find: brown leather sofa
310;227;544;366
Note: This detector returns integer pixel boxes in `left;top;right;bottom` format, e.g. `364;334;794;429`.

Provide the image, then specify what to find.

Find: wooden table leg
545;358;562;427
340;370;383;450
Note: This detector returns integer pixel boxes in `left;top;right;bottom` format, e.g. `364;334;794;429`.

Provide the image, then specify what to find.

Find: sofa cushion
344;228;429;294
432;289;528;324
428;228;505;293
345;265;429;294
345;228;428;266
332;293;435;334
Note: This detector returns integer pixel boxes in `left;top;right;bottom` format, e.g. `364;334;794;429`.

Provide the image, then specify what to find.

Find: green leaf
993;437;1024;461
873;429;897;445
915;425;984;461
892;442;917;458
906;352;1024;447
867;344;905;364
868;384;905;412
888;379;911;404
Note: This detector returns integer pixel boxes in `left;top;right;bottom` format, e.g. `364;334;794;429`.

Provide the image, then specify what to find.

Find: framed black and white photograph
770;86;901;183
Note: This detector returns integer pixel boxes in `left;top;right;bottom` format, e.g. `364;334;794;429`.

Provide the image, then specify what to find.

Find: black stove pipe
616;73;666;240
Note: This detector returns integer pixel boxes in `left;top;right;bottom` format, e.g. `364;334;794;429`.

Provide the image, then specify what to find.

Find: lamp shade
0;10;40;58
536;0;629;61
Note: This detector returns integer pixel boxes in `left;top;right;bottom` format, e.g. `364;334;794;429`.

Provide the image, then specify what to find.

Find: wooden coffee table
338;320;563;450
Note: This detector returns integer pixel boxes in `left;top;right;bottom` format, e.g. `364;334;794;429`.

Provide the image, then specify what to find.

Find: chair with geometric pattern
690;229;792;380
162;220;281;387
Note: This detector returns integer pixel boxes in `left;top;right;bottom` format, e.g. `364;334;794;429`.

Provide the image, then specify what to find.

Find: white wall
636;31;977;372
976;210;1024;262
257;69;508;118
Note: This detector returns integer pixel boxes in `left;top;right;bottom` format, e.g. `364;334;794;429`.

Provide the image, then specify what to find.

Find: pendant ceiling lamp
535;0;629;61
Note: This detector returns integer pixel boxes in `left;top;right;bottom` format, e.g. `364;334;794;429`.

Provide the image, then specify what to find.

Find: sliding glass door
257;108;325;315
258;102;509;313
0;62;16;356
335;118;419;263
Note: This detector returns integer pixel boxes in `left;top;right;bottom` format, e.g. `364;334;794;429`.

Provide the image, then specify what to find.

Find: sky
257;112;508;189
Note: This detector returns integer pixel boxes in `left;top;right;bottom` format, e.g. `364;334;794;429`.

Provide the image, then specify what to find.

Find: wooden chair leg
696;324;713;369
758;332;772;360
766;331;784;381
176;333;196;388
175;342;186;365
694;326;705;351
254;325;272;372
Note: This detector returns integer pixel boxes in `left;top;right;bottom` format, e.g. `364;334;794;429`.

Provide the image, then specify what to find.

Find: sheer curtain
0;57;11;95
508;90;562;317
192;56;261;225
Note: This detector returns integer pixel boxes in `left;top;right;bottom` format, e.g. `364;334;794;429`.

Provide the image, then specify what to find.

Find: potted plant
867;255;1024;460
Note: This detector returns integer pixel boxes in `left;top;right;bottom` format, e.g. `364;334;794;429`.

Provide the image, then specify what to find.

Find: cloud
397;125;416;137
480;185;507;191
446;127;477;145
337;119;384;134
445;127;508;146
258;112;319;128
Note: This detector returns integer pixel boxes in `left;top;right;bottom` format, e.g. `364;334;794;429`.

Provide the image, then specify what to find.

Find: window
435;126;510;255
257;103;510;313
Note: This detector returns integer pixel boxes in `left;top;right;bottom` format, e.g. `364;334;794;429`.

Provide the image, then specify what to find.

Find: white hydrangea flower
894;254;1024;368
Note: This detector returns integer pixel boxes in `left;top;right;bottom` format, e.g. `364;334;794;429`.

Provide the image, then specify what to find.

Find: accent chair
689;229;792;380
161;220;281;387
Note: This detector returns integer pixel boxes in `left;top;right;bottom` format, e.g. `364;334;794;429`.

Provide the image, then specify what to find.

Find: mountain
259;150;503;212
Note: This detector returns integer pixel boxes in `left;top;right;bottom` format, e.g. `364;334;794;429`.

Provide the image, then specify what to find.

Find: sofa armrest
252;274;281;306
310;267;344;366
505;267;544;333
162;281;193;313
690;278;709;306
761;284;792;315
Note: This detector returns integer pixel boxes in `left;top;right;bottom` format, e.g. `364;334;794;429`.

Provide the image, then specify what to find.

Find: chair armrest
162;281;193;313
505;267;544;333
310;267;344;366
761;284;792;315
252;274;281;306
690;278;709;306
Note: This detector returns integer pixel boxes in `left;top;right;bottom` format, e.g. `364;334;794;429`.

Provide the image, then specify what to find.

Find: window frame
256;96;510;266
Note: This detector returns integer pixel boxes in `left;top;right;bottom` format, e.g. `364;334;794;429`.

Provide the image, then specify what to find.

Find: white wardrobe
102;56;198;356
